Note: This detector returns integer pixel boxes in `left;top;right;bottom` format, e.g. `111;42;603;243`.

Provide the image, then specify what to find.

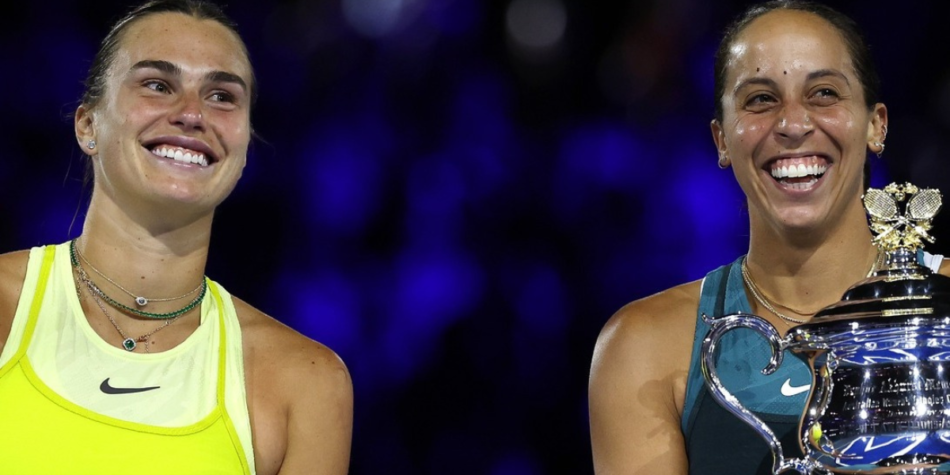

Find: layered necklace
740;252;882;325
70;239;206;352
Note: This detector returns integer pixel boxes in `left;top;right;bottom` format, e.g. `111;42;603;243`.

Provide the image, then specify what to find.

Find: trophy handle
701;313;817;475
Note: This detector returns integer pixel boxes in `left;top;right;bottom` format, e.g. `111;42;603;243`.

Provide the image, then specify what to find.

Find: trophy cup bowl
702;183;950;474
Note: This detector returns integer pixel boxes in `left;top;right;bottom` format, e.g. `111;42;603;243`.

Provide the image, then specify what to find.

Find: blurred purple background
4;0;950;473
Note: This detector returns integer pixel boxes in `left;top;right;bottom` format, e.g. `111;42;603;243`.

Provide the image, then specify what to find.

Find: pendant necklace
71;239;203;307
76;272;182;352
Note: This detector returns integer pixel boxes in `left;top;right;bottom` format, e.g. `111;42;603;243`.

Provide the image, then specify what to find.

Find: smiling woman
588;1;948;474
0;1;351;474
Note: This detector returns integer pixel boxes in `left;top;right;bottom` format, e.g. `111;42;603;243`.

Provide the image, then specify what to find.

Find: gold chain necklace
73;240;203;307
740;253;881;325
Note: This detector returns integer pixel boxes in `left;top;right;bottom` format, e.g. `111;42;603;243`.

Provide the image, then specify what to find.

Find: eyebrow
129;59;248;93
806;68;850;85
732;77;777;95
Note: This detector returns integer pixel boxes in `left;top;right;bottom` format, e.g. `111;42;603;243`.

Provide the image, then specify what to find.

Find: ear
710;119;730;168
866;103;888;155
75;104;96;157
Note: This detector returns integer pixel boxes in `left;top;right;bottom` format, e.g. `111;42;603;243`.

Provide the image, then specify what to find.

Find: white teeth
784;177;818;190
770;160;828;179
149;146;209;167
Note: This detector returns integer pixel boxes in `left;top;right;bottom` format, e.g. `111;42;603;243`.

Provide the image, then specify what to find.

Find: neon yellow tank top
0;244;256;473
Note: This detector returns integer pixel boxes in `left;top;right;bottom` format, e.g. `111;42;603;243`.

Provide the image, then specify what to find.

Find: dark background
3;0;949;473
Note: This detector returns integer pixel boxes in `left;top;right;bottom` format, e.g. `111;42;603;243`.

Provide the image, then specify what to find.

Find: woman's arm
589;282;698;474
277;342;353;474
238;298;353;475
0;251;31;356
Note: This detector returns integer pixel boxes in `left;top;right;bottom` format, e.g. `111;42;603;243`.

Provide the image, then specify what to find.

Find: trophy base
809;463;950;475
879;455;950;467
808;432;950;474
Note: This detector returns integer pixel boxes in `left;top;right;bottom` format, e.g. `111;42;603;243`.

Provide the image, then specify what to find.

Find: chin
757;198;819;225
147;184;213;209
774;208;830;231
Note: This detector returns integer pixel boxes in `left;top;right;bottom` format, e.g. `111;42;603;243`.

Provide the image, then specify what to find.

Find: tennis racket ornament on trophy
702;183;950;474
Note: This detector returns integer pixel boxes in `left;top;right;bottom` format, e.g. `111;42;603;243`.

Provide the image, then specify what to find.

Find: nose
170;92;205;131
774;102;814;144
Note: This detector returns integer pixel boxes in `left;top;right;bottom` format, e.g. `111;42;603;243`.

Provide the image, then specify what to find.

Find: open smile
150;145;209;166
141;136;218;168
766;155;830;191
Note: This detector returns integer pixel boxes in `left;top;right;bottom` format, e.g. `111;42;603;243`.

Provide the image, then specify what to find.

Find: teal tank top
681;257;810;474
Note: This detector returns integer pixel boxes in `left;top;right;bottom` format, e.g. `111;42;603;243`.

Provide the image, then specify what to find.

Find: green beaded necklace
70;239;207;320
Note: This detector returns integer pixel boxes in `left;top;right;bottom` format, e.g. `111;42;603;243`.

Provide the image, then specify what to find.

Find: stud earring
87;140;96;150
882;125;888;140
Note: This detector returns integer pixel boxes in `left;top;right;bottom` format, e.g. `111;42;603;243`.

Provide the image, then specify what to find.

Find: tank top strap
681;256;746;434
206;280;255;473
208;280;229;401
0;245;56;374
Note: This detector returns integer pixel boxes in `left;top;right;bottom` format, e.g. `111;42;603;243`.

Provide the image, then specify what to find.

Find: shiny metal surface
703;266;950;473
701;184;950;474
701;312;821;475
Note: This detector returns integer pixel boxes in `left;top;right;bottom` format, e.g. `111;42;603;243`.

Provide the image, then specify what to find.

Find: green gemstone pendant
122;338;136;351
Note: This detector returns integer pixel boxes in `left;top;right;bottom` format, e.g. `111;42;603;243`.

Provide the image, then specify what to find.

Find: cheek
92;118;127;153
104;106;164;144
229;131;251;158
814;107;861;135
816;114;848;130
729;116;768;148
218;113;251;144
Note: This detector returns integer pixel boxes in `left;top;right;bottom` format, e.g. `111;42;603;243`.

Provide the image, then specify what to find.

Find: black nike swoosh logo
99;378;161;395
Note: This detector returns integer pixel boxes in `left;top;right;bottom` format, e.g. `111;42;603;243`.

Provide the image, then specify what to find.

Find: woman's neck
744;202;878;316
76;192;213;301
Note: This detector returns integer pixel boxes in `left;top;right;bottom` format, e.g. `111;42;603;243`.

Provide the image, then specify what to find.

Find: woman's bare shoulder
0;250;32;309
589;279;703;473
232;296;349;385
231;295;352;473
0;250;31;282
939;257;950;278
599;278;703;349
591;278;704;401
0;250;34;354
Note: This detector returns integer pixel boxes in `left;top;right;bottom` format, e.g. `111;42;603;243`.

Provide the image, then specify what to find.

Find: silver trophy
702;183;950;474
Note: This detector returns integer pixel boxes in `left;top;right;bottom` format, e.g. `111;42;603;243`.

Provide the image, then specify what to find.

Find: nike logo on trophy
780;378;810;396
99;378;160;395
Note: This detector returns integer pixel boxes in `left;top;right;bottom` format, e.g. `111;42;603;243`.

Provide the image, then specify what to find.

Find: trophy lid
805;183;950;324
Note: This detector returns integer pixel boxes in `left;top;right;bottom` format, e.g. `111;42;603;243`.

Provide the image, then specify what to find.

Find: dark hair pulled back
80;0;256;110
712;0;879;122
